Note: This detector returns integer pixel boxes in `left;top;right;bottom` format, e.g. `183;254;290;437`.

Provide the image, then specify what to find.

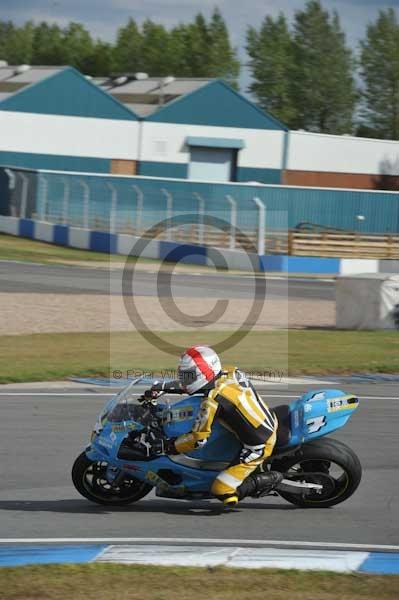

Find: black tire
271;437;362;508
71;452;152;506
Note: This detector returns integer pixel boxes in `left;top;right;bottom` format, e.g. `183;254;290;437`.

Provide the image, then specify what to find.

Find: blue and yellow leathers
174;367;278;506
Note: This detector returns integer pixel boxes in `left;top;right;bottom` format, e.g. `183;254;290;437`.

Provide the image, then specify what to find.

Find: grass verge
1;330;398;383
0;564;398;600
0;233;163;265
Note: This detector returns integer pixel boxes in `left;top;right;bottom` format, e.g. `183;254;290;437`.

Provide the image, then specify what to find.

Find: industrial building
1;64;399;189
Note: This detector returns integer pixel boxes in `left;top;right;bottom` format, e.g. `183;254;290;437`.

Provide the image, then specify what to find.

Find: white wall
140;122;285;169
0;111;139;159
288;130;399;175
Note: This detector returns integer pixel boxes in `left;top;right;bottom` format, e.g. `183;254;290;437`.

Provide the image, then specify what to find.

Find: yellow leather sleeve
174;396;219;453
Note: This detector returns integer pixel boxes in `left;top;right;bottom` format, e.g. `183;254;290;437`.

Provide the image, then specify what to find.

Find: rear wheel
72;452;152;506
271;438;362;508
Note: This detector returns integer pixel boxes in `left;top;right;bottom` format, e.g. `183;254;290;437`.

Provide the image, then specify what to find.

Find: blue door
188;147;234;181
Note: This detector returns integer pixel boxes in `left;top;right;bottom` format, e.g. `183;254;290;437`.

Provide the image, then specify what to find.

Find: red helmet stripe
186;346;214;381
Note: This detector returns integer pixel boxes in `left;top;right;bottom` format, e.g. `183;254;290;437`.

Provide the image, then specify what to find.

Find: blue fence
1;166;399;234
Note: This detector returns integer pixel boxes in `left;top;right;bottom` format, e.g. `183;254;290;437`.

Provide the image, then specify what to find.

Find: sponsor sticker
111;422;139;433
163;407;194;423
327;396;358;413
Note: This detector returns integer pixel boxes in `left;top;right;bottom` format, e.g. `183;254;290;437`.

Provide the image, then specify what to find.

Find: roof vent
0;60;8;67
134;72;148;80
14;64;30;75
161;76;175;86
114;75;128;86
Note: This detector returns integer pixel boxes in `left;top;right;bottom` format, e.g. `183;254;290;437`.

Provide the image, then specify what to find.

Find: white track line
0;538;398;552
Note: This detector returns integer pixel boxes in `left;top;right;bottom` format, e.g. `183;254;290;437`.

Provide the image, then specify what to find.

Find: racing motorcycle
72;378;362;508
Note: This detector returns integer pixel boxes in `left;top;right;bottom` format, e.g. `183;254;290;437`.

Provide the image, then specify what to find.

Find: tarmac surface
1;381;397;545
0;261;334;300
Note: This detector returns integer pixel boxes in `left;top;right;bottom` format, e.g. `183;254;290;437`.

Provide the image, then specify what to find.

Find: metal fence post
61;177;70;225
17;172;29;219
38;174;48;221
132;185;143;235
193;192;205;245
4;168;17;217
253;197;266;255
4;168;15;190
161;188;173;241
226;195;237;250
79;180;90;229
106;182;117;234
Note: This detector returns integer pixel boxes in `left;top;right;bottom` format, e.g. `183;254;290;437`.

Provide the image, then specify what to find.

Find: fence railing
1;166;399;259
288;231;399;259
1;166;276;255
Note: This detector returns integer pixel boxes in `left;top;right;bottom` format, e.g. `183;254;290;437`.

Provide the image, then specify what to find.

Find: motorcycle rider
141;345;283;509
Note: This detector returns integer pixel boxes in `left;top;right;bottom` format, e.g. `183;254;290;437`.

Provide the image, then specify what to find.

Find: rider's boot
237;471;283;500
221;494;239;511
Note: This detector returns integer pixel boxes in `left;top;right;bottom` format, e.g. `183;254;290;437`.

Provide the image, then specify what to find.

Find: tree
208;9;239;87
31;22;64;65
85;41;115;77
292;1;356;133
0;21;34;64
246;14;296;125
113;18;143;73
140;20;172;76
168;24;193;76
61;23;94;73
360;9;399;139
184;14;212;77
0;21;15;61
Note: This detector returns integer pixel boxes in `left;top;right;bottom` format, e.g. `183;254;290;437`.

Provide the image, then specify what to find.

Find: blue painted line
18;218;35;239
260;255;341;275
159;241;208;265
90;231;117;254
326;373;399;383
53;224;69;246
70;377;128;386
0;544;107;567
70;376;175;386
359;552;399;575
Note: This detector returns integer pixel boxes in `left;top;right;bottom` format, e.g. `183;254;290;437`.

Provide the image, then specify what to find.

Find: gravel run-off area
0;293;334;335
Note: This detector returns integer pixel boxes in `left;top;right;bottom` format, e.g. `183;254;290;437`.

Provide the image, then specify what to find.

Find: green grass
1;330;398;383
0;563;397;600
0;233;165;265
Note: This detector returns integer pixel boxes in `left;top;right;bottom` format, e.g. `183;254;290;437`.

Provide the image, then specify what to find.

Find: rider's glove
149;437;165;455
164;438;178;455
149;436;178;456
138;389;160;404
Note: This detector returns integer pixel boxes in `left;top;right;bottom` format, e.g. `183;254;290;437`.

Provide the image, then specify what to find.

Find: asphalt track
0;261;334;300
1;381;397;545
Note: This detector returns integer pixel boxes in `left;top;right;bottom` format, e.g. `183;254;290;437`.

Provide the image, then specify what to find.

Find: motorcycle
72;378;362;508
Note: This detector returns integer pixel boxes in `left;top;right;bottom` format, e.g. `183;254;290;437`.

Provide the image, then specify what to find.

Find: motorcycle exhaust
277;479;323;495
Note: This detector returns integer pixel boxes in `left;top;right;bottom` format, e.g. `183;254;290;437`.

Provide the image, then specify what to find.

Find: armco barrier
1;215;397;275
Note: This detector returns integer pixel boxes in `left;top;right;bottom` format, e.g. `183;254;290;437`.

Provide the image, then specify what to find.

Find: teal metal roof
186;136;245;149
0;67;138;120
146;80;288;131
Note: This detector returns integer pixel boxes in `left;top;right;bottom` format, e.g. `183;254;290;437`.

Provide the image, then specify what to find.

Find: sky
0;0;398;90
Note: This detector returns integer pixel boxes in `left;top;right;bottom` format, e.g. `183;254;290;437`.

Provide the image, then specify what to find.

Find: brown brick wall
283;170;399;190
110;159;137;175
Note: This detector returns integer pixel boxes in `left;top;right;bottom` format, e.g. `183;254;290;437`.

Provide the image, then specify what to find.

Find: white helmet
178;345;221;394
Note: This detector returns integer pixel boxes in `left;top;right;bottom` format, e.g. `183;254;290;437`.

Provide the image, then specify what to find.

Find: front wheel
72;452;152;506
271;438;362;508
